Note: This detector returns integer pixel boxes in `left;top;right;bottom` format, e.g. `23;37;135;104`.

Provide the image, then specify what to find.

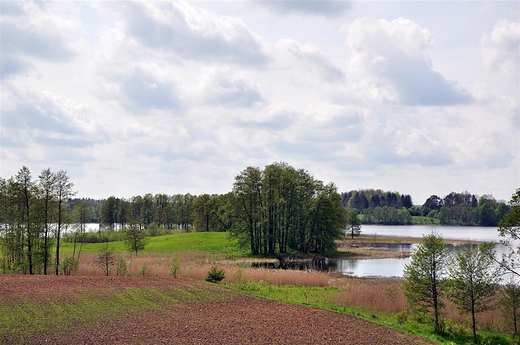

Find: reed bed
69;252;329;286
70;252;506;332
331;277;407;314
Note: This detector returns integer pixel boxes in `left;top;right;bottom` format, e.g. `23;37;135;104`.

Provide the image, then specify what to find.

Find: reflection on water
251;257;337;272
338;225;513;277
336;257;409;277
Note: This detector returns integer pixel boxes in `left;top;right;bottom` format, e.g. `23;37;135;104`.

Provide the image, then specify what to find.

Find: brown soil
0;275;438;345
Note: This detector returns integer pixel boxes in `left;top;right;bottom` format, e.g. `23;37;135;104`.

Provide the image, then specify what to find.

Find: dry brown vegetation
70;250;507;333
0;275;440;345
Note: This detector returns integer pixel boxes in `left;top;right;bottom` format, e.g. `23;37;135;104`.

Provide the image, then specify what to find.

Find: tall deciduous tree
16;166;36;274
403;233;450;335
232;163;346;255
54;170;75;275
447;243;500;344
38;168;56;275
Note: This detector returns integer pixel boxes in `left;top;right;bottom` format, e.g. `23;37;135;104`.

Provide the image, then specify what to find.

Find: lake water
334;225;512;278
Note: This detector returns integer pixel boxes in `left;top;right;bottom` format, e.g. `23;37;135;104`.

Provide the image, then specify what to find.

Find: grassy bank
60;231;245;257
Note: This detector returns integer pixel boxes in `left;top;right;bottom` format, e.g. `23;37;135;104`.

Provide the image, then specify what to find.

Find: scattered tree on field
403;233;450;335
124;223;149;255
95;244;117;276
447;243;500;344
206;265;225;283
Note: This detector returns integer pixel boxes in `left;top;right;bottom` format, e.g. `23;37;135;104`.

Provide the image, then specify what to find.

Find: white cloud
0;1;83;79
248;0;352;17
99;1;269;65
1;1;517;203
196;67;265;107
482;19;520;77
275;39;345;82
345;17;471;106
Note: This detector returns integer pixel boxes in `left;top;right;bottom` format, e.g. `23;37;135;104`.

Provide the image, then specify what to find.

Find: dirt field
0;275;439;345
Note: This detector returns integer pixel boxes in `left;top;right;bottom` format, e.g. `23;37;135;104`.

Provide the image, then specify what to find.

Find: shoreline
335;235;485;259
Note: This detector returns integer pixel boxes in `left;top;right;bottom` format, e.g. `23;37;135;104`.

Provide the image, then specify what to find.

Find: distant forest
341;190;509;226
68;189;509;228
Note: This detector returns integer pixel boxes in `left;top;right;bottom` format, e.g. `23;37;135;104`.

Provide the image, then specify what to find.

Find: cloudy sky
1;1;519;204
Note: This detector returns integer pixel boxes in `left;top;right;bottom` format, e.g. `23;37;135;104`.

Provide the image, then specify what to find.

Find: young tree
402;233;450;335
124;223;149;255
498;188;520;277
500;276;520;336
95;244;117;276
345;209;361;239
447;243;501;344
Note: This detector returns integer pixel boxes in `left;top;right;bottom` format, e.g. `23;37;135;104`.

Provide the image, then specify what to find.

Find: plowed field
0;275;438;345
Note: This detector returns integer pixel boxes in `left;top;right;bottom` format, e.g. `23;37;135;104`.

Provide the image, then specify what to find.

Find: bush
205;265;225;283
61;257;79;276
116;255;128;276
169;257;181;278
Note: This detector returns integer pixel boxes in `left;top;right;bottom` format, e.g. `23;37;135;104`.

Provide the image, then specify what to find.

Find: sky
1;0;519;205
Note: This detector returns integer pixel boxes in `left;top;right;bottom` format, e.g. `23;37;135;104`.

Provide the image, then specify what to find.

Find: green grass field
60;231;245;257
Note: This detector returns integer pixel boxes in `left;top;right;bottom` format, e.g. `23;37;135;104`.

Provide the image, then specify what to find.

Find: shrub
205;265;225;283
61;257;79;276
169;257;181;278
116;255;128;276
139;262;151;277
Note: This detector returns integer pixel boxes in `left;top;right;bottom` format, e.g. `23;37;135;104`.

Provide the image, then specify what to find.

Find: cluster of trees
97;163;348;255
341;189;509;226
232;163;346;255
403;189;520;343
0;167;75;274
422;192;509;226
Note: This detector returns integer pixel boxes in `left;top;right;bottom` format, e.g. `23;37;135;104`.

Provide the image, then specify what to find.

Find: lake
335;225;511;278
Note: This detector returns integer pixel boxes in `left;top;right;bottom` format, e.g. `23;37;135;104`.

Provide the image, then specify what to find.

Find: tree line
341;189;509;226
0;167;75;274
97;163;346;255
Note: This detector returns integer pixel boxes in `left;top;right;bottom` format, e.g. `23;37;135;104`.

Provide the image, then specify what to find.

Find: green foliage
345;208;361;239
116;254;128;276
205;265;225;283
139;262;151;277
447;243;501;344
124;224;149;255
169;256;181;278
232;162;346;255
498;188;520;277
403;233;450;335
499;276;520;336
60;256;79;276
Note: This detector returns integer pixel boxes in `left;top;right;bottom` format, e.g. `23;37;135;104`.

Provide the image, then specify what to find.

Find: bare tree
95;244;117;276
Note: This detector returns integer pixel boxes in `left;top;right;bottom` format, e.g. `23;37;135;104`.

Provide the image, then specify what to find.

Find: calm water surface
336;225;509;278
